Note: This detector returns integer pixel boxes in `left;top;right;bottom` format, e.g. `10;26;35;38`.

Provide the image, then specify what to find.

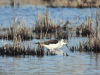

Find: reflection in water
0;52;100;75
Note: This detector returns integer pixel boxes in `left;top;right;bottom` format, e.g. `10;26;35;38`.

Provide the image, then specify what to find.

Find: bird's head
61;39;66;45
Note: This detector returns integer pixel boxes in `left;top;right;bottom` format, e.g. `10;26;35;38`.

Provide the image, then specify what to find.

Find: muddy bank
45;0;100;8
0;0;100;8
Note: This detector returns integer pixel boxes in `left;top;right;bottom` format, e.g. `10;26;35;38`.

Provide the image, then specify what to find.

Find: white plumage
42;39;67;51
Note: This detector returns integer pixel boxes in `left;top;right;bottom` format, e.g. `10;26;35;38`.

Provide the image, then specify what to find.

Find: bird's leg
51;49;56;53
47;49;50;52
49;49;53;52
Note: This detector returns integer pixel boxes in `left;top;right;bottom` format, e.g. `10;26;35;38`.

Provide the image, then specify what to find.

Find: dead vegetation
34;9;60;33
69;8;100;53
1;3;100;57
81;17;93;36
0;38;57;56
0;18;33;41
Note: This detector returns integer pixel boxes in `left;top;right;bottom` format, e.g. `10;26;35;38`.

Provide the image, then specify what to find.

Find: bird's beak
65;44;70;50
65;44;68;47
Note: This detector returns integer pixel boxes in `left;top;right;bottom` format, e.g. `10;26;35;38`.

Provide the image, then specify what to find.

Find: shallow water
0;5;100;75
1;37;100;75
0;5;97;28
0;51;100;75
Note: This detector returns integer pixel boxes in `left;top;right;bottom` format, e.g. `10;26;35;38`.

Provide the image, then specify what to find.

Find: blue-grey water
0;5;100;75
0;5;97;28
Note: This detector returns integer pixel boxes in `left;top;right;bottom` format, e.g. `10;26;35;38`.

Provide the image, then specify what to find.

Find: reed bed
76;33;100;52
0;42;57;56
81;17;93;36
70;9;100;53
0;18;33;40
1;4;100;57
0;31;57;56
34;9;64;33
65;8;100;53
33;9;70;39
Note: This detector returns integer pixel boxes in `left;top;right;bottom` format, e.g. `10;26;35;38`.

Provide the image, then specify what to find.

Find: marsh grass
81;17;93;36
71;8;100;52
34;9;57;33
1;4;100;56
0;18;33;41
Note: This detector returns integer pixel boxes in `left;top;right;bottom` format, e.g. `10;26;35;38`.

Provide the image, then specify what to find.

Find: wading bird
35;39;68;52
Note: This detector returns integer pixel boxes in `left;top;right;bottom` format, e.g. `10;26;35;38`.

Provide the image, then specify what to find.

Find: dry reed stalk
82;41;84;46
55;15;58;27
17;42;19;52
96;8;98;37
98;32;100;40
30;38;31;50
38;11;40;27
56;30;57;38
77;44;78;50
8;27;11;34
2;35;3;47
34;5;37;23
30;24;32;38
49;10;51;27
28;41;30;50
12;29;14;37
79;41;82;50
90;19;93;31
6;30;8;42
45;29;48;39
95;35;97;51
19;35;22;50
85;17;89;28
39;12;43;48
14;0;15;22
18;35;20;41
45;9;48;28
90;37;93;50
89;35;91;49
30;25;32;49
23;39;25;49
44;12;48;38
93;35;95;46
87;34;89;41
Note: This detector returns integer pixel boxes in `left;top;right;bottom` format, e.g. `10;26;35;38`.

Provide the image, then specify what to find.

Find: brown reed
81;17;93;36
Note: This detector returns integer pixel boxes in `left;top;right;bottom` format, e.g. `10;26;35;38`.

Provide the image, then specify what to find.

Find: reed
2;18;33;40
77;32;100;52
81;17;93;36
34;9;62;33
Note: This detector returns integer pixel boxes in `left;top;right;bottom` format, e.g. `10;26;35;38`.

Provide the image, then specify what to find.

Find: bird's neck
58;42;63;48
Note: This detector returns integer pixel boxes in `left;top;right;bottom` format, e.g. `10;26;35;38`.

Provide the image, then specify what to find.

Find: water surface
0;5;100;75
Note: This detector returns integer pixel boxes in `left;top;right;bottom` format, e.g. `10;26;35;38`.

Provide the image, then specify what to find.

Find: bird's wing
34;40;58;45
43;40;58;45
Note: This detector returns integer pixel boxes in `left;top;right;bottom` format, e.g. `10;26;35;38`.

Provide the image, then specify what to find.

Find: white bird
35;39;67;51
